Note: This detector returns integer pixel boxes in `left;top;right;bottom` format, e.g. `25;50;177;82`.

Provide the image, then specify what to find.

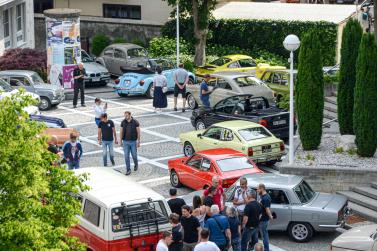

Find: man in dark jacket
73;63;86;108
63;132;83;169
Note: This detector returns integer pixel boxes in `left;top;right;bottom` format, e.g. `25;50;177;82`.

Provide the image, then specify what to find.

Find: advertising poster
62;65;77;89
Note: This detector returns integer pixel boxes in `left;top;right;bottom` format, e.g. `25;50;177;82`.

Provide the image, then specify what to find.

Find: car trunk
250;108;291;132
245;137;284;158
308;193;347;212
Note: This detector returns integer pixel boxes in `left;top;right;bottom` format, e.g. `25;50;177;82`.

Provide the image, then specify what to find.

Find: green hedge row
162;18;338;66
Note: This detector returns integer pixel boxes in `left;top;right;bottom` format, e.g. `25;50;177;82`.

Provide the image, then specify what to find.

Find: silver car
0;70;64;111
96;43;148;76
186;72;275;110
81;50;110;86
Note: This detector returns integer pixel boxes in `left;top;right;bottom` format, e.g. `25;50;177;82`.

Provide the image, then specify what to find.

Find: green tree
163;0;217;66
338;19;363;135
353;33;377;157
91;34;111;56
296;30;324;150
0;90;87;250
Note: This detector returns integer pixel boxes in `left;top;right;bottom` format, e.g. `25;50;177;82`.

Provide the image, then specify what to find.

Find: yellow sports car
179;120;285;166
196;54;286;78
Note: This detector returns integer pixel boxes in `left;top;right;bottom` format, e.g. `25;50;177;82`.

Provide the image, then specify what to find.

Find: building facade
0;0;34;56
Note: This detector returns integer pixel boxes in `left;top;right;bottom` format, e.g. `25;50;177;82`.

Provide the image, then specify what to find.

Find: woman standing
192;195;206;228
153;66;168;112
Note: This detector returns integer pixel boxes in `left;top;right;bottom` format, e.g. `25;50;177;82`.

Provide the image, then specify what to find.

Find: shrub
132;38;146;47
91;34;111;56
338;19;363;135
0;48;47;81
113;37;127;43
296;30;324;150
353;33;377;157
149;37;191;58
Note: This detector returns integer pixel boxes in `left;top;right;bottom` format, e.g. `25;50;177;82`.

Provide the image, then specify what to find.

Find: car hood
332;224;377;250
1;89;40;101
34;83;63;92
307;192;347;211
83;62;108;73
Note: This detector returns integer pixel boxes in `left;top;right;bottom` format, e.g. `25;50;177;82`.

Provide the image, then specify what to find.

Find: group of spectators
158;176;273;251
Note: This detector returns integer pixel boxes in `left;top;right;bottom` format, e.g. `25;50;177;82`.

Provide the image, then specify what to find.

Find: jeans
241;227;258;251
73;83;85;106
95;118;101;126
68;160;80;170
200;97;210;108
260;221;270;251
102;140;115;166
232;237;241;251
123;140;138;172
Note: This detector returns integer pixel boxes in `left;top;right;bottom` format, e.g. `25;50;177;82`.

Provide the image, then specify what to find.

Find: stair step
352;186;377;200
348;202;377;222
324;96;337;105
324;102;337;113
324;110;337;120
371;182;377;189
338;191;377;212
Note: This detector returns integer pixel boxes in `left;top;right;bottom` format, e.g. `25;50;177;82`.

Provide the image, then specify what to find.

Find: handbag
213;216;230;249
162;86;168;93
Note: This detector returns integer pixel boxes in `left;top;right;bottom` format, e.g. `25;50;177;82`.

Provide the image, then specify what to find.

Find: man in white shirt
94;97;107;126
233;177;250;218
194;229;220;251
156;231;173;251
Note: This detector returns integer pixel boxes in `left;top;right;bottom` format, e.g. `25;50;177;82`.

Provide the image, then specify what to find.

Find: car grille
89;73;101;77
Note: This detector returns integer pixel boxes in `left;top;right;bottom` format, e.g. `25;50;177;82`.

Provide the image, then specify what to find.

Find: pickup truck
190;94;296;140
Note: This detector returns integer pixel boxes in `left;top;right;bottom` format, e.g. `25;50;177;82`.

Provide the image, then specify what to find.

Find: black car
190;95;296;140
30;115;66;128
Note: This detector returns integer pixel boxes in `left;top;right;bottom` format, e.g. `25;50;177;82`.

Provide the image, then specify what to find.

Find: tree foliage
338;19;363;135
296;30;324;150
91;34;111;56
0;90;87;250
353;33;377;157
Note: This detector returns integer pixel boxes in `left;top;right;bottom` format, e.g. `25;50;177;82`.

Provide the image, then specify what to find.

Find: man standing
257;183;273;251
203;186;215;221
233;178;251;220
120;111;140;175
168;188;186;217
181;205;201;251
199;74;217;109
62;132;83;170
174;63;189;112
169;213;183;251
157;231;173;251
241;190;261;251
203;176;226;211
194;229;220;251
204;205;231;251
73;62;86;108
98;113;117;167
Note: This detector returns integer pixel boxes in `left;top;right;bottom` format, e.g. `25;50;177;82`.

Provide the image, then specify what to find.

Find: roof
0;70;36;76
214;2;356;24
74;168;165;207
196;148;246;161
213;120;261;130
223;54;253;60
108;43;144;50
241;173;303;189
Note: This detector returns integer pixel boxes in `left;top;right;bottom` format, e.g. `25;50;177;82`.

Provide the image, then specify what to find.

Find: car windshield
0;79;12;92
294;181;316;204
128;48;148;58
234;77;263;87
216;157;254;172
210;57;232;66
238;127;271;141
31;73;44;85
81;51;94;62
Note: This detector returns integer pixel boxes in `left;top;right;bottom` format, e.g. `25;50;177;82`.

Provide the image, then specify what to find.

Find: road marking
138;176;170;184
143;121;190;130
151;154;184;162
83;150;103;156
268;243;287;251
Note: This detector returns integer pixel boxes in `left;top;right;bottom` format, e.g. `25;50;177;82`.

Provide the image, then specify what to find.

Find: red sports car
168;148;264;190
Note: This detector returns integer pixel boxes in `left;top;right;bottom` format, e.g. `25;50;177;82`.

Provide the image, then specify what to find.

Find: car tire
100;81;108;87
183;142;195;157
39;97;51;111
195;119;206;130
288;222;314;243
187;93;198;109
170;170;182;188
146;84;154;99
118;93;128;98
265;160;277;166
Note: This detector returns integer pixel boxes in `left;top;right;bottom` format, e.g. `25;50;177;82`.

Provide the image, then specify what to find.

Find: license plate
262;145;272;153
125;80;131;85
92;77;100;82
273;119;286;126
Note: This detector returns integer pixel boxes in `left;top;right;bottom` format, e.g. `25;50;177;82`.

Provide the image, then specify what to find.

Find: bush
353;33;377;157
91;34;111;56
0;48;47;81
149;37;191;58
113;37;127;43
296;30;324;150
132;38;146;47
338;19;363;135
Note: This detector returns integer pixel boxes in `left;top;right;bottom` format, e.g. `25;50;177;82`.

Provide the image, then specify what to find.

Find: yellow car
179;120;285;166
196;54;286;78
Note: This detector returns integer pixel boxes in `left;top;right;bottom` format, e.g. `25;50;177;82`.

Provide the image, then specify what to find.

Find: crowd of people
158;177;273;251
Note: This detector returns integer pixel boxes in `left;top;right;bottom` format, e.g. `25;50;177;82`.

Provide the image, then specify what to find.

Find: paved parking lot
42;86;338;251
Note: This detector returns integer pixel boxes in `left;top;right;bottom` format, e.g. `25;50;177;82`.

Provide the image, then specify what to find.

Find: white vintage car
331;224;377;251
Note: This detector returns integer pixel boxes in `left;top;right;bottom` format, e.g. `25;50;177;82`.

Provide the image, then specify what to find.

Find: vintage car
191;95;295;140
81;50;111;86
183;173;350;243
0;70;65;110
179;120;285;165
30;114;67;128
114;59;195;98
331;224;377;251
195;54;286;78
186;72;274;109
259;69;297;102
96;43;149;76
168;148;264;190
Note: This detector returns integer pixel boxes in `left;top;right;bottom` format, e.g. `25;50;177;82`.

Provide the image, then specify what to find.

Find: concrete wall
280;165;377;193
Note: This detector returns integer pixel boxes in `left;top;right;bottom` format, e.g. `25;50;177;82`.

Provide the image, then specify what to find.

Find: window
3;9;11;49
294;181;316;204
214;97;239;114
15;3;25;46
210;57;232;67
103;4;141;20
127;48;147;58
228;61;240;68
0;79;12;92
234;77;261;87
31;73;44;85
217;78;232;90
10;77;30;87
220;128;234;141
83;200;101;226
238;127;271;141
187;154;203;169
34;0;54;13
203;127;223;140
216;157;254;172
114;49;126;59
104;48;114;57
201;158;211;171
267;189;289;204
238;59;257;68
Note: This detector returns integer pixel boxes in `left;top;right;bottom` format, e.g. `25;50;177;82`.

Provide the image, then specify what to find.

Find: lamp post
283;34;300;165
176;0;180;66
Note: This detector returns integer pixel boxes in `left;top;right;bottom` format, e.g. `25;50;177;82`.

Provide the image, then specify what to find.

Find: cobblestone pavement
42;86;340;251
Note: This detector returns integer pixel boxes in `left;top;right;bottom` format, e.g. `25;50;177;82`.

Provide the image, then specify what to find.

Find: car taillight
259;119;268;127
114;79;120;84
248;147;253;156
280;142;285;151
139;80;144;86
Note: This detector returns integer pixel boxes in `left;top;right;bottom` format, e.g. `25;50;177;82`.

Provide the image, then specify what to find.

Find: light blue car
114;59;195;98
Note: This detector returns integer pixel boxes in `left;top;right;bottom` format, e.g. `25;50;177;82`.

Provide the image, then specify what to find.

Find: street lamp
176;0;180;67
283;34;300;165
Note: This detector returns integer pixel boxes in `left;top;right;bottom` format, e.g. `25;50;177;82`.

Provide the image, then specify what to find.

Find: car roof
74;168;165;208
240;173;303;189
108;43;144;50
0;70;36;76
263;69;298;74
196;148;246;161
223;54;253;61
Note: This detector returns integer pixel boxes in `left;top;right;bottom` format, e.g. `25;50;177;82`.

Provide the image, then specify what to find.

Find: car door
199;126;223;151
204;96;239;126
267;189;292;231
373;239;377;251
198;157;217;189
238;59;257;74
183;154;204;189
102;47;114;73
113;48;128;76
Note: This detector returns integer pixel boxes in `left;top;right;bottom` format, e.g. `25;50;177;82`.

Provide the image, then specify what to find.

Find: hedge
162;18;338;66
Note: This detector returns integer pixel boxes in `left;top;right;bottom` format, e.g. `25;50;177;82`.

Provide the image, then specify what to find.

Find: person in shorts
174;63;189;112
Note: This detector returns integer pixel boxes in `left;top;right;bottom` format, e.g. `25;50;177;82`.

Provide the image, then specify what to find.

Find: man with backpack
204;205;231;251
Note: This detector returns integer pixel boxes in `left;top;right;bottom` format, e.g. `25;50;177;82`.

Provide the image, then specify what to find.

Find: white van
70;168;171;251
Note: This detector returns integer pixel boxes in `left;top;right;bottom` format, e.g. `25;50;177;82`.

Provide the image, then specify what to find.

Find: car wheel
118;93;128;98
265;160;277;166
187;93;198;109
183;142;195;157
170;170;182;188
195;119;206;130
146;84;154;99
39;97;51;111
100;81;108;87
288;222;313;242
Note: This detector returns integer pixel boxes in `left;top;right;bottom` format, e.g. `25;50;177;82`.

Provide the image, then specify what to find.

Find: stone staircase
323;95;339;133
338;182;377;222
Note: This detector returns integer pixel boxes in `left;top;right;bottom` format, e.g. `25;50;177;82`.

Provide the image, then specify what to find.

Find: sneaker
81;104;86;107
174;107;177;111
182;109;185;113
134;165;138;171
73;105;77;108
126;170;131;175
111;160;115;166
104;164;107;167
